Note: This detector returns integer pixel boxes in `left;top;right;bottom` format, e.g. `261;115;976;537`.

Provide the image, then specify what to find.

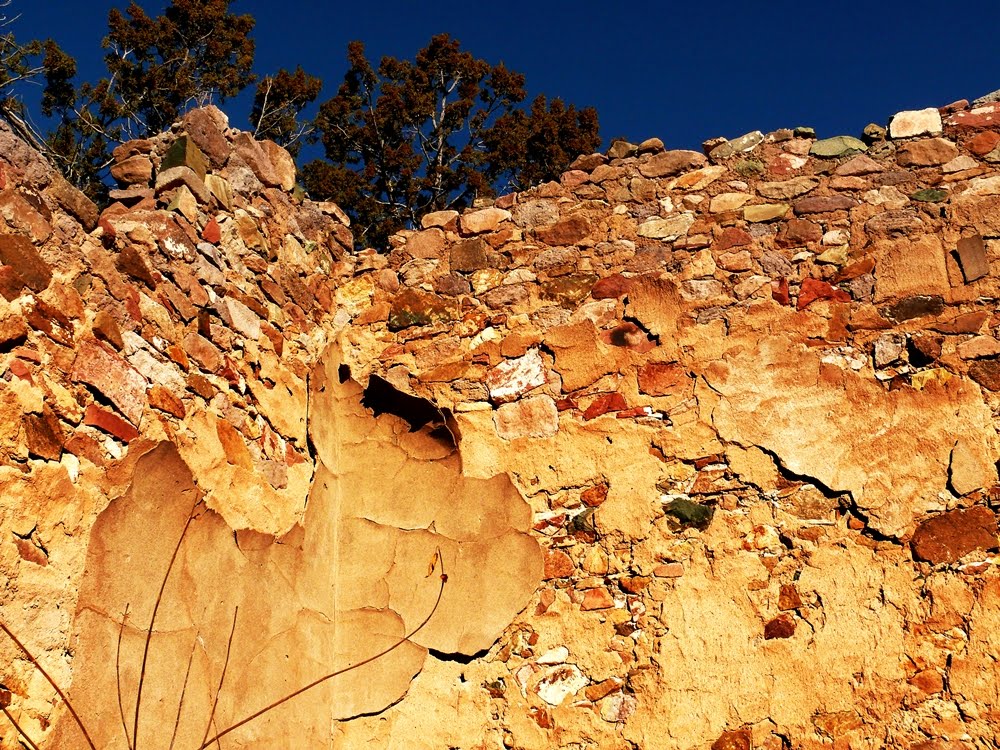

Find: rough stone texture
911;507;998;563
8;98;1000;750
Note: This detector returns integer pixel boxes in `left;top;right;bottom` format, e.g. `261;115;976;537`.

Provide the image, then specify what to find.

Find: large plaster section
46;344;541;749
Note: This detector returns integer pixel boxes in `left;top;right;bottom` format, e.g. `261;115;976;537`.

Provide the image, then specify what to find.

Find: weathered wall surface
3;98;1000;749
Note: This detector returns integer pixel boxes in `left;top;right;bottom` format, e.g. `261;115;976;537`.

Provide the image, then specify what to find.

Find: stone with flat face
911;507;998;564
0;234;50;291
888;108;943;139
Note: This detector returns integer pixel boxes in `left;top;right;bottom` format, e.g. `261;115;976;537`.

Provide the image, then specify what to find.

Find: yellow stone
743;203;790;222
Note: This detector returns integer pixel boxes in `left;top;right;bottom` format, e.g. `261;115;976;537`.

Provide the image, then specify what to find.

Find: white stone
486;348;547;403
494;395;559;440
636;212;694;240
888;107;943;139
959;175;1000;198
537;646;570;665
218;297;261;341
536;664;588;706
600;693;637;723
942;154;979;174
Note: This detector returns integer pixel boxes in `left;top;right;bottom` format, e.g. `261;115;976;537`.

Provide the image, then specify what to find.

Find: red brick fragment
966;131;1000;155
8;358;31;381
946;102;1000;129
84;404;140;442
583;392;628;420
797;277;851;310
202;217;222;244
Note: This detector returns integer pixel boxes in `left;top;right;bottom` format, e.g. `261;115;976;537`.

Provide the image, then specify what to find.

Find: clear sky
11;0;1000;151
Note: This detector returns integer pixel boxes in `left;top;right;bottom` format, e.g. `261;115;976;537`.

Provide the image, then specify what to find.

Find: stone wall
3;96;1000;748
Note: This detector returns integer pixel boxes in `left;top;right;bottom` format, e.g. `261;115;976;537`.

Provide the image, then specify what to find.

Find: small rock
757;176;818;200
810;136;867;158
712;730;752;750
955;235;990;282
793;195;859;214
537;646;569;665
494;395;559;440
580;587;614;610
911;506;998;564
607;140;637;159
72;339;147;425
637;213;694;240
896;138;958;167
778;584;803;611
663;498;714;530
161;135;209;180
888;107;943;139
638;150;707;178
743;203;789;222
450;237;490;272
764;613;796;639
110;154;153;185
535;215;592;246
599;693;637;723
536;664;588;706
591;273;635;299
84;403;140;442
0;234;51;292
486;348;547;403
460;207;511;235
544;550;574;579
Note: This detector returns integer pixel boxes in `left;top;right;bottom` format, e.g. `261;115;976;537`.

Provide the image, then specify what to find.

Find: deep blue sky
12;0;1000;151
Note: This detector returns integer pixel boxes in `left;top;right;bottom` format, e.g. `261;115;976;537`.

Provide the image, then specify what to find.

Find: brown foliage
303;34;600;250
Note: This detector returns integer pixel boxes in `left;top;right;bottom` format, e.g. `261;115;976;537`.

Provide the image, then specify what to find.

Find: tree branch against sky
303;34;600;250
0;2;601;244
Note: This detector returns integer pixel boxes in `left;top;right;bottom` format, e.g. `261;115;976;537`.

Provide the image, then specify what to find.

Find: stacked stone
316;99;1000;745
1;106;351;531
5;95;1000;749
365;100;1000;421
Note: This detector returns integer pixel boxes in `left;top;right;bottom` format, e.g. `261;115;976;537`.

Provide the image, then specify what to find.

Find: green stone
809;136;868;158
161;136;209;180
663;498;715;530
910;188;948;203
